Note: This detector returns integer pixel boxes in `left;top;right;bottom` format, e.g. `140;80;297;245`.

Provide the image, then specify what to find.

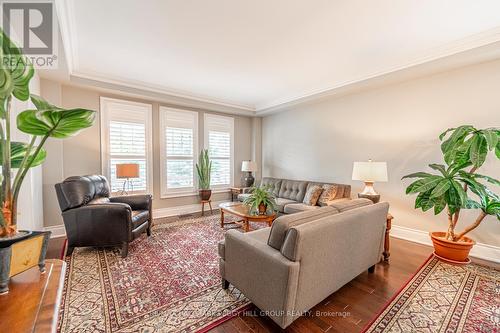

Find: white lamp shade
352;161;388;182
241;161;257;172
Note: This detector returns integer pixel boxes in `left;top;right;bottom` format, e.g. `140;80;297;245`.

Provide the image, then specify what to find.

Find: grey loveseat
238;177;351;213
219;198;389;329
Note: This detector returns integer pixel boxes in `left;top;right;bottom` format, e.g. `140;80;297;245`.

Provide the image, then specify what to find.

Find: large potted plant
243;185;278;215
196;149;212;200
403;125;499;262
0;29;95;293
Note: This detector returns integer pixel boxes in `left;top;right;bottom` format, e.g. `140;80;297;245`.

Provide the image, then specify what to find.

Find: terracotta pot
430;231;475;263
199;189;212;201
258;203;267;215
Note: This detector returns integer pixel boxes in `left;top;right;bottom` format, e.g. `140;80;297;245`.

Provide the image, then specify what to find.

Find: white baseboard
44;225;66;238
153;200;229;218
391;225;500;264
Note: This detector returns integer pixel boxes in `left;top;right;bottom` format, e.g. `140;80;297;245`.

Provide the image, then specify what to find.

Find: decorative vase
258;203;267;215
243;172;255;187
199;189;212;201
430;231;475;263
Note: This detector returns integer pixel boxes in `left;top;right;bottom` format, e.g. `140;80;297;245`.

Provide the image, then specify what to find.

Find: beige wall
41;81;256;227
262;59;500;246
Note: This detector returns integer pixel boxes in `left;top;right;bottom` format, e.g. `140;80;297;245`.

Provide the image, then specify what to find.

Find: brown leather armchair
55;175;152;257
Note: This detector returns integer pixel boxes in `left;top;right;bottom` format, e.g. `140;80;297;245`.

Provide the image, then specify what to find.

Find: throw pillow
318;184;338;206
303;185;323;206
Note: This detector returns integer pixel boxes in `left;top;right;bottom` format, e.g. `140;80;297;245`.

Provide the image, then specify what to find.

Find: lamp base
120;178;134;196
243;172;255;187
358;193;380;203
358;181;380;203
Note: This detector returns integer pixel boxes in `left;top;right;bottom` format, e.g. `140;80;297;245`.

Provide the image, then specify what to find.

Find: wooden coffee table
219;202;276;232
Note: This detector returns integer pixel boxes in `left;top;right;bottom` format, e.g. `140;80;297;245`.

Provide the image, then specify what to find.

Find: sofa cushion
261;177;282;196
276;198;297;213
278;180;308;202
267;206;339;250
329;198;372;212
218;227;270;260
303;185;323;206
284;203;319;214
317;184;338;206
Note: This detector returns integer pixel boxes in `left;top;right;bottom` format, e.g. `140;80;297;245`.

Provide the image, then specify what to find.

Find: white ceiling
52;0;500;113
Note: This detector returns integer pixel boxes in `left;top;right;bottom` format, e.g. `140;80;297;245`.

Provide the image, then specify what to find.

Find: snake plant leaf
0;141;46;168
430;179;451;198
0;28;34;101
17;107;96;138
470;135;488;168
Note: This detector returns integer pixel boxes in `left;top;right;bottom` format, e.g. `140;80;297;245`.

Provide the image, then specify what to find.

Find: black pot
199;189;212;201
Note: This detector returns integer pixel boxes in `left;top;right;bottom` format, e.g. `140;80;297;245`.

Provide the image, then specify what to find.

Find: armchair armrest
62;203;133;247
224;230;300;328
110;194;152;211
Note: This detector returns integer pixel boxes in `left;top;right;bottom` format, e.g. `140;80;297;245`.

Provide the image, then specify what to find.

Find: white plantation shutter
204;114;234;188
100;98;152;194
160;107;198;196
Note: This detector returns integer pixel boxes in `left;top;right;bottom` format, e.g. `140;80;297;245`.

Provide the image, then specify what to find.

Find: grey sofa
218;198;389;329
238;177;351;214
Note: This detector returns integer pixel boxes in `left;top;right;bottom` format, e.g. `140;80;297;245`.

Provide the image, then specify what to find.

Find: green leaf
470;173;500;187
402;172;433;179
406;176;443;194
0;141;46;168
440;125;473;154
0;28;34;101
469;135;488;168
485;202;500;216
496;142;500;159
433;196;447;215
439;127;455;141
17;107;96;138
430;179;451;198
450;180;467;206
30;94;59;111
483;129;498;151
428;164;447;176
465;199;482;209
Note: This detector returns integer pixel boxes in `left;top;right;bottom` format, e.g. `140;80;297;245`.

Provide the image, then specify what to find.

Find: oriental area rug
58;213;260;333
363;256;500;333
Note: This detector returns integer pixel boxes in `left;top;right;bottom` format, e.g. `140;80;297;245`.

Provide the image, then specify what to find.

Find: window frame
100;97;153;196
159;106;199;198
203;113;234;190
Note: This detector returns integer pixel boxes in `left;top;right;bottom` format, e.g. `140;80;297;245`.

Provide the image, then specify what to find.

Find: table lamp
116;163;140;195
352;160;388;203
241;161;257;187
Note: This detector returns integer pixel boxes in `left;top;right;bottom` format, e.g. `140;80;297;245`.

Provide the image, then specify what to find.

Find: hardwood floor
45;235;496;333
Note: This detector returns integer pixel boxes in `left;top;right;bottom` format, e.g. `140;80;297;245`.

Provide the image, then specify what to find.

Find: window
159;107;198;197
100;97;153;194
204;114;234;189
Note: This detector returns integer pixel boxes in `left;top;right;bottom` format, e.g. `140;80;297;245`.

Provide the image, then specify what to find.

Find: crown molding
54;0;78;74
256;27;500;115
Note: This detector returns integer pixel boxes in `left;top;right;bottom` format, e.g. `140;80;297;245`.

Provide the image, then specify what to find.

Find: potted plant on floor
402;125;499;263
0;28;96;293
196;149;212;200
243;185;278;215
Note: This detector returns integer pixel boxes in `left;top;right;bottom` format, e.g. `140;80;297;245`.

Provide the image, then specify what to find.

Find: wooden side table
384;213;393;262
230;187;250;202
0;259;66;333
201;200;213;216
